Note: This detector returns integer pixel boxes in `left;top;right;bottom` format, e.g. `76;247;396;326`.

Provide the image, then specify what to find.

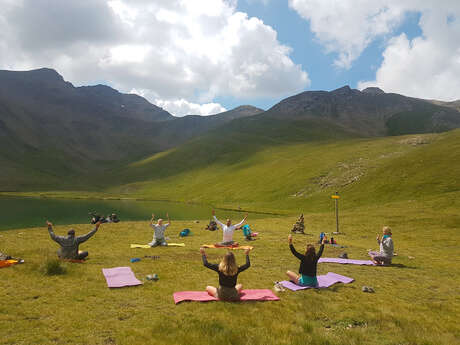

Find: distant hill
265;86;460;136
1;68;459;193
0;68;261;190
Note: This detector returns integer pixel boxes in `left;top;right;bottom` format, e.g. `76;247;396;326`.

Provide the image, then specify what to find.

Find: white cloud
290;0;460;100
154;99;227;117
0;0;309;113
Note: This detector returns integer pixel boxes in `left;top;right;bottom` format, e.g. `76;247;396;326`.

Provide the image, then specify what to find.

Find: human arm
200;248;219;272
238;248;251;273
212;210;224;228
165;212;170;226
77;221;101;243
233;213;248;229
46;221;58;241
289;236;304;260
316;242;325;259
376;234;381;245
150;214;155;225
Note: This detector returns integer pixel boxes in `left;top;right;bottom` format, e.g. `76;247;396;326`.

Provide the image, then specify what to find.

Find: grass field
1;197;459;345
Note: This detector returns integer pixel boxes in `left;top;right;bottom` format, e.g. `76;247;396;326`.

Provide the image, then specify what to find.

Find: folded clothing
280;272;354;291
173;289;280;304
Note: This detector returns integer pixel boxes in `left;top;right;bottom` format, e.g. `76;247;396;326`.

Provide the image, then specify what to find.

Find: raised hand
200;247;206;256
244;248;251;255
46;220;53;227
212;210;215;216
288;234;293;244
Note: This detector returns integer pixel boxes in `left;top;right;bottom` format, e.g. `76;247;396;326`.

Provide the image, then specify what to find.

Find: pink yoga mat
173;289;280;304
318;258;376;265
102;267;143;288
280;272;354;291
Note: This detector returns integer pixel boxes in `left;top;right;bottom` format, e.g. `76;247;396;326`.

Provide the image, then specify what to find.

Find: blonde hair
383;226;392;235
218;252;238;276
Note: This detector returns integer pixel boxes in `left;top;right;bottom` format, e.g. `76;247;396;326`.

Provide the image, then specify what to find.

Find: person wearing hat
46;220;102;260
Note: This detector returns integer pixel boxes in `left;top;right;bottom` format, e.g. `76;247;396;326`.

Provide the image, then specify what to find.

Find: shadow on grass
390;263;418;269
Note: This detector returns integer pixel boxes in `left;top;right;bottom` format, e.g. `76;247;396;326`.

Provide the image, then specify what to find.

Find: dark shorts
217;286;240;301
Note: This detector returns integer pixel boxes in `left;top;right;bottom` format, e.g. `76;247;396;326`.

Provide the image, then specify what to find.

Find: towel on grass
201;244;254;250
130;243;185;248
0;259;19;268
318;258;375;265
173;289;279;304
280;272;354;291
102;267;143;288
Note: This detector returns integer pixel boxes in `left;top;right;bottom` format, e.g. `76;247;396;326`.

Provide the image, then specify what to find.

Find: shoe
273;282;285;292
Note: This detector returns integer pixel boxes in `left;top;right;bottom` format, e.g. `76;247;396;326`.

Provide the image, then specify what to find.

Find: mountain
1;68;459;192
265;86;460;136
0;68;261;190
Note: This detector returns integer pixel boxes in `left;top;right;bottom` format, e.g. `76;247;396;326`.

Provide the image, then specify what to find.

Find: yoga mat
0;259;18;268
318;258;376;265
280;272;354;291
201;244;254;250
173;289;280;304
130;243;185;248
102;267;143;288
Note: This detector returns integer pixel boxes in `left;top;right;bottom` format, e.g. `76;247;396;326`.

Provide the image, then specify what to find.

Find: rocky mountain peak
362;87;385;94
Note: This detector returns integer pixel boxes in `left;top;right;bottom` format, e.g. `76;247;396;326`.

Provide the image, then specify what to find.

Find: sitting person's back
46;221;101;260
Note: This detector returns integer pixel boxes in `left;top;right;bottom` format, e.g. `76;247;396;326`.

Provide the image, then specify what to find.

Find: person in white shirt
212;210;248;245
149;213;170;247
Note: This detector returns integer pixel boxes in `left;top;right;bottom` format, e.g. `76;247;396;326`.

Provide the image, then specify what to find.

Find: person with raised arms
200;247;251;301
46;220;101;260
212;209;247;246
149;213;170;247
286;234;325;287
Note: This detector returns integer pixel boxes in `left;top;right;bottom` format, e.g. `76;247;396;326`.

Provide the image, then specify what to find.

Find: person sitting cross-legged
286;234;325;287
200;247;251;301
368;226;394;266
46;220;101;260
149;213;170;247
212;210;247;246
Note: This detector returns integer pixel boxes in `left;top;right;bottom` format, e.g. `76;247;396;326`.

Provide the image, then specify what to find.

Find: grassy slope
1;199;459;345
107;126;460;213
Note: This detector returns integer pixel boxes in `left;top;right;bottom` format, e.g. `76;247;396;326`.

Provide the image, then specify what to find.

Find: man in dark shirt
46;220;101;260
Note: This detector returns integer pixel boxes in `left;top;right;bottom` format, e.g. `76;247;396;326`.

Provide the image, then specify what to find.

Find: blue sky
220;0;424;111
0;0;458;116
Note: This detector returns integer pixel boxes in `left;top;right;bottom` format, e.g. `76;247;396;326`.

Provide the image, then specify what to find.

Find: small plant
42;258;67;276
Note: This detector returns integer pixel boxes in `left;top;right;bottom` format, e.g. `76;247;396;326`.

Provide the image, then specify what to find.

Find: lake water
0;196;266;230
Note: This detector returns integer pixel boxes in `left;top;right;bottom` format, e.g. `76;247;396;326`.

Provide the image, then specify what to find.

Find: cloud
289;0;406;69
154;99;227;117
0;0;309;115
290;0;460;100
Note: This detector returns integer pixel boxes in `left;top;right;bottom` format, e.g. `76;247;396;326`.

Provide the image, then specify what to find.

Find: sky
0;0;459;116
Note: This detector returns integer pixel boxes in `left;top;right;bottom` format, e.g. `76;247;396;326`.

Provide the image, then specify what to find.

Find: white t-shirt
151;223;169;241
213;216;245;242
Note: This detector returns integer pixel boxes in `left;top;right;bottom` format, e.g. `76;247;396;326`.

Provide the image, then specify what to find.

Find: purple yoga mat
318;258;376;265
173;289;280;304
102;267;143;288
280;272;354;291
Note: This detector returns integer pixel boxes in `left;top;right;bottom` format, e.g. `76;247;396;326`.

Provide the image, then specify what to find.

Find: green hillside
105;115;460;213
